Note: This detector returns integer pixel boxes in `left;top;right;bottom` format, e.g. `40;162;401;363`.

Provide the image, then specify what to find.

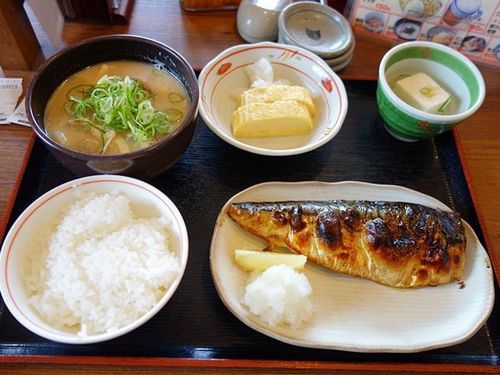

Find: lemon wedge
234;249;307;272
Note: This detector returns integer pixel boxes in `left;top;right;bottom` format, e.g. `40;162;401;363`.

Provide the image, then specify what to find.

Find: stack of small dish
278;1;354;72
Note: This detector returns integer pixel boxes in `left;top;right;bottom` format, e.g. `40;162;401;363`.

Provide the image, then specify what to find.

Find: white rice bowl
25;193;179;336
0;175;189;344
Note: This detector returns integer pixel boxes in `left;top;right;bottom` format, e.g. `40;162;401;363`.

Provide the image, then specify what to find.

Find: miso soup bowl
377;41;485;142
27;35;199;179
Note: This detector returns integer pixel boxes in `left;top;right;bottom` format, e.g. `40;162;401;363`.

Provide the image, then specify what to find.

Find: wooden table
0;1;499;374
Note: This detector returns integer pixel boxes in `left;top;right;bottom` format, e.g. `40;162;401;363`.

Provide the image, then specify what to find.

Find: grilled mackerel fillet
227;201;466;288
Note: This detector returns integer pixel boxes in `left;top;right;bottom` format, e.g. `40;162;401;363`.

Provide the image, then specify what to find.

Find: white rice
25;193;179;336
242;264;313;328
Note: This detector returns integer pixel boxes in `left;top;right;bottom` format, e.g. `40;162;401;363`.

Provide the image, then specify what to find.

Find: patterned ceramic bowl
198;42;348;156
377;41;485;142
0;175;189;344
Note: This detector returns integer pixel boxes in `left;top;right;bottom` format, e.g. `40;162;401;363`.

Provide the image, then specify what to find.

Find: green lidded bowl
377;41;485;142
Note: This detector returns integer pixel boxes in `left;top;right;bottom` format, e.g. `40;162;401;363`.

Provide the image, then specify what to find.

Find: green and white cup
377;41;485;142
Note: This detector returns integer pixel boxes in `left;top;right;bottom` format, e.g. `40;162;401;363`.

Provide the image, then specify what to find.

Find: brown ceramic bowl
26;35;199;179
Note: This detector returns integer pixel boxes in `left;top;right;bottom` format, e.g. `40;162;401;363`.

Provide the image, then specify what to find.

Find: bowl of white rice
0;175;188;344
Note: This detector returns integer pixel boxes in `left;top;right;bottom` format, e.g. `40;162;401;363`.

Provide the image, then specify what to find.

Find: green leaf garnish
438;96;452;113
67;75;178;149
168;92;185;103
419;86;435;98
165;108;183;122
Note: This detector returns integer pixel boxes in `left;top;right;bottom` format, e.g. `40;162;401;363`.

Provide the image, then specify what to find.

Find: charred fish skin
227;201;466;288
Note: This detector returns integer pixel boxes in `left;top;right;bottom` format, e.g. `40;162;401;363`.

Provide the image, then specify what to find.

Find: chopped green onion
67;75;175;146
66;84;93;101
419;86;435;98
168;93;185;103
438;96;452;113
165;108;183;122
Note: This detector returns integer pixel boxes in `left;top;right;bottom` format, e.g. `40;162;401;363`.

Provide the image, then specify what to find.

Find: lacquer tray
0;81;498;372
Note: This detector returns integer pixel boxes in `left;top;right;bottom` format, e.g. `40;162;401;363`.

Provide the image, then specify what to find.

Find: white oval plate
210;181;495;352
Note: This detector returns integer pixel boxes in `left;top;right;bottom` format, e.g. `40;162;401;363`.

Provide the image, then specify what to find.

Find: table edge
0;354;499;373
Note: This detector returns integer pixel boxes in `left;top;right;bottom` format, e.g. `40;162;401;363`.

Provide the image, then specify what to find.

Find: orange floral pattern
217;62;231;75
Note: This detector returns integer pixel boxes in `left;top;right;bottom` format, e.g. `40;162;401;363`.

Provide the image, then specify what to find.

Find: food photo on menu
425;25;456;45
460;34;487;52
347;0;500;66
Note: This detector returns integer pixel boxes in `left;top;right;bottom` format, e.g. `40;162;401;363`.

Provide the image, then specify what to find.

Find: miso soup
44;60;190;154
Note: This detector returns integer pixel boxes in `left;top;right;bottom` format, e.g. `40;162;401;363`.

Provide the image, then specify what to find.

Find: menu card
345;0;500;67
0;78;23;124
